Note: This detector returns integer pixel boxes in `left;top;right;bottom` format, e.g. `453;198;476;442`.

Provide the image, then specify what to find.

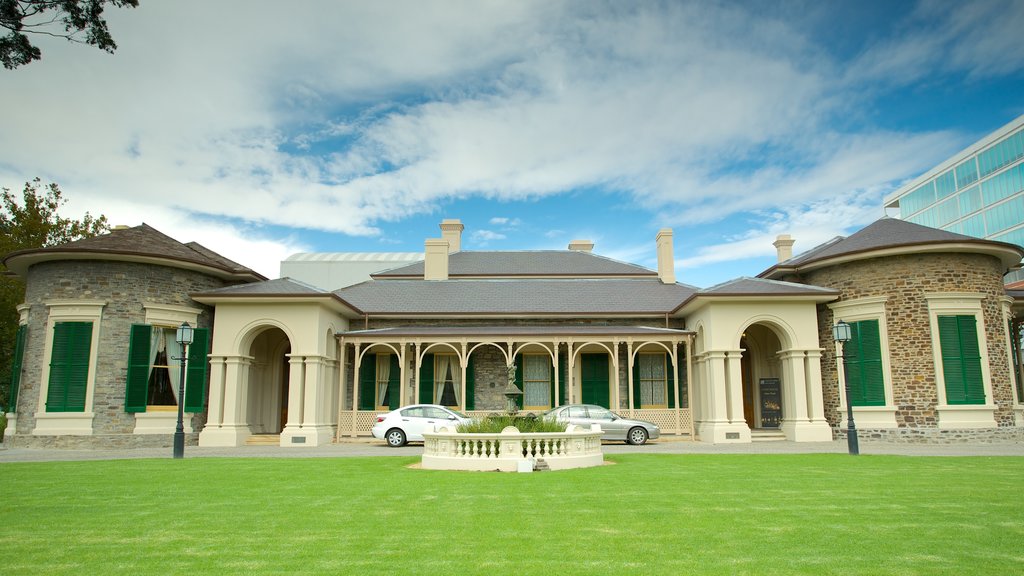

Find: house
4;217;1024;448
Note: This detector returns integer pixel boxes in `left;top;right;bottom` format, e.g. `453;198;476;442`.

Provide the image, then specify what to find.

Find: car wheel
627;427;648;445
385;428;407;447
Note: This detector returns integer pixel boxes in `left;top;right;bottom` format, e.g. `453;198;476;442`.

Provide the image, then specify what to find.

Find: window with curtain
376;354;391;408
125;324;209;413
638;353;667;408
523;354;551;409
433;355;461;408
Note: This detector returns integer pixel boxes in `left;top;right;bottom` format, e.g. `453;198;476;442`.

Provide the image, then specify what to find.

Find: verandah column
566;341;575;404
198;355;253;447
553;341;561;408
726;350;744;424
626;339;635;417
350;343;361;438
460;340;467;412
336;339;347;442
672;341;681;434
205;355;227;430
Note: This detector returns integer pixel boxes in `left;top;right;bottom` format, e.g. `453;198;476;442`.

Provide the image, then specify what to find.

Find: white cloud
470;229;507;244
0;0;1018;264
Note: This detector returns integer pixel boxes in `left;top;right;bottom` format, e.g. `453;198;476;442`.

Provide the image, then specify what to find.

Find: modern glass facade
885;115;1024;282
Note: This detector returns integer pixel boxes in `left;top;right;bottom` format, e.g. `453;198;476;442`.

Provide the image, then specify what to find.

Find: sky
2;0;1023;287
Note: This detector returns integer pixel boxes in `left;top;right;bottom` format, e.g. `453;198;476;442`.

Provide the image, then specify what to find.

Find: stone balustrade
421;424;604;472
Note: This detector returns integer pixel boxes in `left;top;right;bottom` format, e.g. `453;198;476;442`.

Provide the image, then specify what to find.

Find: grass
2;454;1023;575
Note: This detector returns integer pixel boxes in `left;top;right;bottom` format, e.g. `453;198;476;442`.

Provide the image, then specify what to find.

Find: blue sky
2;0;1023;287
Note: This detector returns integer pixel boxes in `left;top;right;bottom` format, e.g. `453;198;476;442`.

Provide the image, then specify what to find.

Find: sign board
759;378;781;428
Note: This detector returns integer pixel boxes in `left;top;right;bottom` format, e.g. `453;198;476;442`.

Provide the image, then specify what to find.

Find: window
358;352;400;411
523;354;551;410
124;324;209;413
637;353;667;408
434;354;461;408
938;315;986;405
7;324;27;412
631;352;676;409
842;320;886;406
46;321;92;412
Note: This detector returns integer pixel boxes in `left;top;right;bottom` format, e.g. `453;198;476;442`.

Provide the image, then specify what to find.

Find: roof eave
3;249;266;282
190;292;364;316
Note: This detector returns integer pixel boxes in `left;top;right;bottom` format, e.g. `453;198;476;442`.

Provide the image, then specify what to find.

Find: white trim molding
32;300;106;436
828;296;898;428
924;293;997;429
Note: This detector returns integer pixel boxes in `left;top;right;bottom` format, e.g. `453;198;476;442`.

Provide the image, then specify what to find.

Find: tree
0;178;109;407
1;0;139;70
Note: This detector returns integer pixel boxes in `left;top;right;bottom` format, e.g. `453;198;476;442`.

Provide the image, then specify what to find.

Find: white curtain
165;334;181;402
639;354;666;406
433;356;461;406
524;356;550;407
148;327;161;379
376;354;390;405
433;355;450;404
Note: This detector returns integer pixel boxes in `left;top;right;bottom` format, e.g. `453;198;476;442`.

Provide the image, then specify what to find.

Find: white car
371;404;472;447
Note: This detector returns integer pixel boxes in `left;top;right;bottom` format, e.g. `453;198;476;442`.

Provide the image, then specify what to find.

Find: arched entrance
247;327;291;435
740;323;784;430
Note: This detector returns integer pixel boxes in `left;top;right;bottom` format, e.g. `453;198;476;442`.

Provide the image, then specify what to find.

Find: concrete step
750;429;786;442
246;434;281;446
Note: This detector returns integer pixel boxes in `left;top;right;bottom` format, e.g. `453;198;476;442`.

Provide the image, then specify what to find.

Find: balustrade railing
422;425;604;472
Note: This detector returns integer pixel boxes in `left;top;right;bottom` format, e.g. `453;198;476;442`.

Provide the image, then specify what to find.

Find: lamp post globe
173;321;194;459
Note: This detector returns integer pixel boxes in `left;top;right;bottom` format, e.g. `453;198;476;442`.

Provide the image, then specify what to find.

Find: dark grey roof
760;217;1024;277
3;223;265;281
334;279;696;315
343;325;693;338
193;277;326;296
372;251;657;278
700;277;839;296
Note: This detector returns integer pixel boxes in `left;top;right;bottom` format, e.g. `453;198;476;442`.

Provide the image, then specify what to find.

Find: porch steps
750;429;786;442
534;459;550;472
246;434;281;446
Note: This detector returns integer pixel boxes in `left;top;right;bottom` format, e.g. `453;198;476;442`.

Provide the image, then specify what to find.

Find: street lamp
173;321;194;459
832;319;859;455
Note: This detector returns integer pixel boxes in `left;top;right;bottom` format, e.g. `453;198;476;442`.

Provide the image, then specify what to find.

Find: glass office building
884;114;1024;282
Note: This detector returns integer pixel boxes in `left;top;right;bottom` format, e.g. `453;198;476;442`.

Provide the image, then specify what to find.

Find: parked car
543;404;660;445
371;404;472;447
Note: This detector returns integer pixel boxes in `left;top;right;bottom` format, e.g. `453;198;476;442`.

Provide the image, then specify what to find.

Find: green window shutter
843;320;885;407
387;354;401;410
939;315;986;405
46;321;92;413
547;355;556;408
514;355;524;409
466;356;475;411
667;354;676;409
124;324;152;413
358;355;376;410
183;328;209;413
631;360;642;409
418;353;434;404
8;324;27;412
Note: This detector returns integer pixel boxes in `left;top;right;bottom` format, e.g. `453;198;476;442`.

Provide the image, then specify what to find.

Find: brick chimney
656;229;676;284
440;219;464;253
424;239;449;280
773;234;795;263
568;240;594;252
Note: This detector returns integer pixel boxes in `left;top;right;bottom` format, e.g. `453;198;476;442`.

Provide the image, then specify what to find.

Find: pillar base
697;421;751;443
780;419;834;442
280;425;335;447
198;425;253;447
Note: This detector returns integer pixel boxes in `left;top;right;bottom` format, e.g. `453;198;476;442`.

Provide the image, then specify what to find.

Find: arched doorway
740;324;784;430
247;327;291;435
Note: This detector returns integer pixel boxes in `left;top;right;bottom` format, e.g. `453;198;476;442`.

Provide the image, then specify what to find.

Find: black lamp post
833;319;859;455
173;321;194;459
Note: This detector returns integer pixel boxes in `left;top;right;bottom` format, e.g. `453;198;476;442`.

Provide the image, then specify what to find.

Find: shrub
457;414;566;434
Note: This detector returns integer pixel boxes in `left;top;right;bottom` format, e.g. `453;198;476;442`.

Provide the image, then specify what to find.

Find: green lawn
2;454;1022;575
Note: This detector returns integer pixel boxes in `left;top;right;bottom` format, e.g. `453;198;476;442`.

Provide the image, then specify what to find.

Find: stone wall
6;260;239;449
802;252;1015;431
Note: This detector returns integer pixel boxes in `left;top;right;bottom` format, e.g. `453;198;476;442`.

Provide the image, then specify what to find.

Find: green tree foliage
0;178;109;407
0;0;139;69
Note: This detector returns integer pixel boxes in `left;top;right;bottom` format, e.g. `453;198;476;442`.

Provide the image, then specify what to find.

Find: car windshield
588;407;616;420
445;409;468;419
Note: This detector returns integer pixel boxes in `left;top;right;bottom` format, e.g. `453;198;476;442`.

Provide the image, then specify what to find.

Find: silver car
543;404;660;445
371;404;471;447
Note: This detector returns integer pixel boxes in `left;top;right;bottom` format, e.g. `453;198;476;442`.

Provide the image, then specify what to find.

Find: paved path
2;437;1023;462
